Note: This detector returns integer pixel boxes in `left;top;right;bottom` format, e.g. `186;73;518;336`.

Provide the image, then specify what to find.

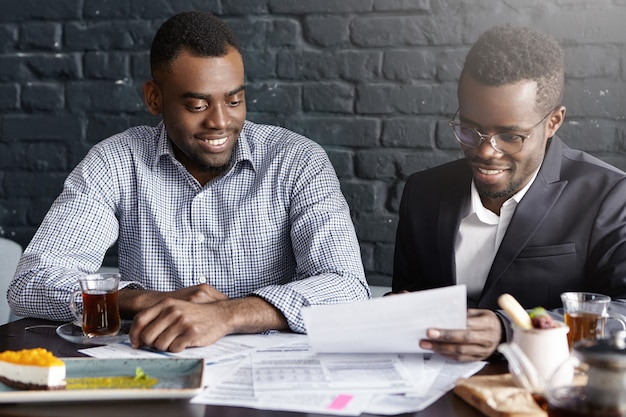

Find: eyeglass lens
451;125;524;154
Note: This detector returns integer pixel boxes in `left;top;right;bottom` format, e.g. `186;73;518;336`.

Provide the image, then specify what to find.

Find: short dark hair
150;11;240;80
460;25;564;113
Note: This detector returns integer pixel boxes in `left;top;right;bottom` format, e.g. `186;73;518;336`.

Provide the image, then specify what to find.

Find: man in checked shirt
8;11;370;352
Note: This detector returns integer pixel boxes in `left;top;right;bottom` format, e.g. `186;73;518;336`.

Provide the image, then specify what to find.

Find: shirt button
196;233;205;243
198;276;207;284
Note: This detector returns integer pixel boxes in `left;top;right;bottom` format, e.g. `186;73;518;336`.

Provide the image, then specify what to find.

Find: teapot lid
573;330;626;369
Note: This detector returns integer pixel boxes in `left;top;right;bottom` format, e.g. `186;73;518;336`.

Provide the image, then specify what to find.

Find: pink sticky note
328;394;353;410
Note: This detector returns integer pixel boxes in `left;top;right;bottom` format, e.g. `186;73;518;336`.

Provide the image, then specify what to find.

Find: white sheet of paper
302;285;467;353
365;357;486;415
79;332;307;362
399;353;435;397
191;356;370;416
250;342;417;393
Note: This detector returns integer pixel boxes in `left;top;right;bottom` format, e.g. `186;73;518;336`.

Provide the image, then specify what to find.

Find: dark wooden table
0;318;502;417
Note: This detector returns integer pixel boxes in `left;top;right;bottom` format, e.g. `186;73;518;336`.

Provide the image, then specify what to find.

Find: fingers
169;283;229;304
195;284;229;302
420;338;495;362
419;309;502;362
129;299;171;349
129;299;227;352
419;329;496;361
423;328;475;345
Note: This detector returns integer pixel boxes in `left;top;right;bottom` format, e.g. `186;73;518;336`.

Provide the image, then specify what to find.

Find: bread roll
454;374;546;417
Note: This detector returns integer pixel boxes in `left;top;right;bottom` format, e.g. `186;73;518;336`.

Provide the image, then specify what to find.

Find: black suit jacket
392;136;626;310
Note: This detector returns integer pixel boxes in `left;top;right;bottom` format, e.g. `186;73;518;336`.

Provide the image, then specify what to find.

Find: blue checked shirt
9;121;370;332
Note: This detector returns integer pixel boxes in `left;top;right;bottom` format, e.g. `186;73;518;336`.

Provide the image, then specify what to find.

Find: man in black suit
392;25;626;361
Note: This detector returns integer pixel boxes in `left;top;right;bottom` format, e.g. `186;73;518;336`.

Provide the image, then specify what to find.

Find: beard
186;139;235;175
199;163;229;175
474;176;527;201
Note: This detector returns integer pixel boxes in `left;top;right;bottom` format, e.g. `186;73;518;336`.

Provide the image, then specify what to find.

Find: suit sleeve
392;175;423;292
588;177;626;299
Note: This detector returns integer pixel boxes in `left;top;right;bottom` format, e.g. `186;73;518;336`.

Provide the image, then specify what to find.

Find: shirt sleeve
7;146;132;321
251;143;370;333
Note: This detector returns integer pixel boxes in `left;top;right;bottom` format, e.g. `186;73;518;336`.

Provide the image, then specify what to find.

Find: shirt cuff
495;309;513;343
252;285;309;333
119;281;146;291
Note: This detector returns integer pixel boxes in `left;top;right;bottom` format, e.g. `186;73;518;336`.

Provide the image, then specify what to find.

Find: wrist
118;288;162;318
218;296;289;334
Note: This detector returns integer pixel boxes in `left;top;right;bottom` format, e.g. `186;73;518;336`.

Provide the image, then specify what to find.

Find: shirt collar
154;121;169;167
229;122;255;173
152;120;255;173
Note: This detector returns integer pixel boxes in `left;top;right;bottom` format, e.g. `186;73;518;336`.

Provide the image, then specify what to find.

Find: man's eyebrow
226;85;245;97
181;92;208;100
459;116;525;132
181;85;245;100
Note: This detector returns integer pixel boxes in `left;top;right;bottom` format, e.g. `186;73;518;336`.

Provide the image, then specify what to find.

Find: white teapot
498;322;572;394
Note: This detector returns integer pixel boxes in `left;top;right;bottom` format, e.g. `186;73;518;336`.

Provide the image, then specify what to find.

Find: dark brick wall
1;0;625;288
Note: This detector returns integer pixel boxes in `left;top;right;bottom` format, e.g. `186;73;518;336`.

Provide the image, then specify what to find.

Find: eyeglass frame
448;107;556;155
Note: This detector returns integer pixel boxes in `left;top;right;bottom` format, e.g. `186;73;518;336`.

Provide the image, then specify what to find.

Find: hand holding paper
302;285;467;353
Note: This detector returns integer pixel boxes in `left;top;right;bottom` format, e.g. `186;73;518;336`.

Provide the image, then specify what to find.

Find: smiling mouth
198;136;228;146
477;167;506;175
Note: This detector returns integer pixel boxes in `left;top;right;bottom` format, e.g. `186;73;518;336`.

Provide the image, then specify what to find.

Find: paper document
191;340;487;416
365;357;486;415
250;342;416;393
192;356;371;415
302;285;467;353
79;332;307;362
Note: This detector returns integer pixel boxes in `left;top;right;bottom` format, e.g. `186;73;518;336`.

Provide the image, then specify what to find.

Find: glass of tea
560;292;626;349
69;273;121;338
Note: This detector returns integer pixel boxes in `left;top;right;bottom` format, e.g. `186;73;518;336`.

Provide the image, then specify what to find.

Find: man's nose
472;136;501;158
204;104;228;130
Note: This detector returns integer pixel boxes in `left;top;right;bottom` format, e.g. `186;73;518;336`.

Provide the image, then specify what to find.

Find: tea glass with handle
560;292;626;349
69;273;121;338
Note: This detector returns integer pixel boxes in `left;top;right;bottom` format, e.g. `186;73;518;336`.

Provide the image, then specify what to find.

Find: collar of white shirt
455;166;541;304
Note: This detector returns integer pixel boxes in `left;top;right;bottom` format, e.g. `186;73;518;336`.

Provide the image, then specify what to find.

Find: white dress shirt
455;170;539;306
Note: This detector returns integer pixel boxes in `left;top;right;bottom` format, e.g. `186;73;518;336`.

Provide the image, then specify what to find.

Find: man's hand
128;296;289;353
118;283;229;317
419;308;501;361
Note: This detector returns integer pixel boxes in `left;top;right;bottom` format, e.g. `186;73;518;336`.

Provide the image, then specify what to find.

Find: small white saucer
55;320;132;345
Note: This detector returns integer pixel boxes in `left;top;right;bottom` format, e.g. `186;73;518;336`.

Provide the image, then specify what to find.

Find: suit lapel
438;161;472;284
482;137;568;295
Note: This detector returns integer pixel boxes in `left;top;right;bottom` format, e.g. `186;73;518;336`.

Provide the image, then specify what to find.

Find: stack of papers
80;285;485;415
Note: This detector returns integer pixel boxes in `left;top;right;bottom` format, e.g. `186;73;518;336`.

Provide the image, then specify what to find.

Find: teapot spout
497;342;546;393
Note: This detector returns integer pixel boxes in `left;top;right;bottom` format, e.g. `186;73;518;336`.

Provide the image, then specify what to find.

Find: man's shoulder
83;124;164;171
557;138;626;181
92;124;160;155
244;120;317;145
562;148;625;176
242;120;326;159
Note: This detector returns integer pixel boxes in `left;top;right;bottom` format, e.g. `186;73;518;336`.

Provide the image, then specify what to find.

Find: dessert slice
0;348;66;390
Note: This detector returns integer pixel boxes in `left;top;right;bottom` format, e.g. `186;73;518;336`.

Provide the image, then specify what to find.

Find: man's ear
546;105;566;137
144;80;162;115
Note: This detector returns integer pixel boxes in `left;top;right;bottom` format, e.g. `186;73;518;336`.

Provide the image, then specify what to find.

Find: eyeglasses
448;108;554;155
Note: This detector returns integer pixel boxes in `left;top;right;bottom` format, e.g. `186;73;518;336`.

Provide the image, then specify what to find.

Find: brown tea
564;312;606;348
82;291;120;337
